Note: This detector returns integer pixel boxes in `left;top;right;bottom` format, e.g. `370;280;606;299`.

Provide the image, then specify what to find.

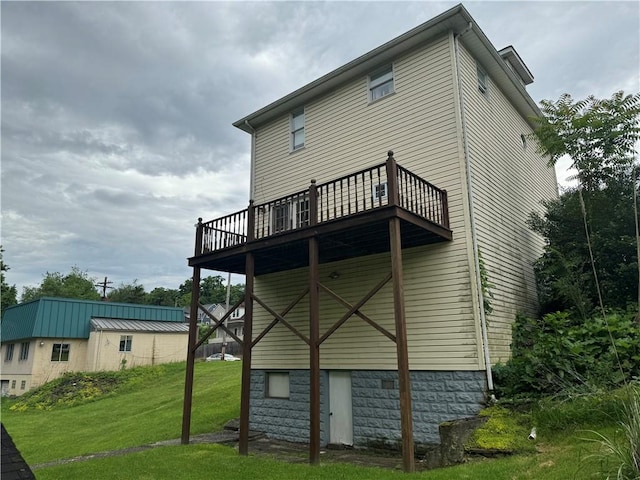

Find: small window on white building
266;372;289;399
5;343;14;362
520;133;528;150
291;109;305;151
119;335;133;352
19;342;29;361
20;380;26;390
51;343;70;362
477;64;488;95
369;66;394;102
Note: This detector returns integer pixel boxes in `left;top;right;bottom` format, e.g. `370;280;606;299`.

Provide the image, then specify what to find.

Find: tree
146;287;180;306
108;281;147;304
178;275;245;307
530;91;640;316
1;246;18;315
21;267;101;302
533;91;640;190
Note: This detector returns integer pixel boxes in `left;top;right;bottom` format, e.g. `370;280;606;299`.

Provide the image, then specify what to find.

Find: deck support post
239;202;256;455
182;218;204;444
389;216;415;473
308;180;321;465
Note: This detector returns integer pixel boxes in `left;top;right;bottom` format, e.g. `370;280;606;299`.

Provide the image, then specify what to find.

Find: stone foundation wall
249;369;486;446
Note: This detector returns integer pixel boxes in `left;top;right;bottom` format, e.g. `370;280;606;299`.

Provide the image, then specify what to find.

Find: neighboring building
1;298;188;396
183;4;557;469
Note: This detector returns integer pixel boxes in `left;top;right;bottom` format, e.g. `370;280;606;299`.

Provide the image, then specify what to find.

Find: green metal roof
1;297;185;342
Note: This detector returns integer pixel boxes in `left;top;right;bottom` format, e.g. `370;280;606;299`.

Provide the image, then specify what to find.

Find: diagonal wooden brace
318;272;392;344
253;293;310;345
194;299;244;350
252;287;309;348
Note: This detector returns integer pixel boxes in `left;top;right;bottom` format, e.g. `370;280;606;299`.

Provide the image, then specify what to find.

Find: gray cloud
2;1;638;297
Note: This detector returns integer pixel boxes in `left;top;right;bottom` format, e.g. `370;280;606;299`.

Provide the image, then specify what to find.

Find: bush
493;310;640;398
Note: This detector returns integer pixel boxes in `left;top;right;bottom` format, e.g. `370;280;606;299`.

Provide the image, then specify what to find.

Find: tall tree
1;246;18;315
530;91;640;316
21;267;101;302
533;91;640;190
146;287;181;306
108;280;147;304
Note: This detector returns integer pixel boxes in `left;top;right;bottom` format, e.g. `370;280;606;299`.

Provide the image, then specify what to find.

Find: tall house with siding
183;4;557;469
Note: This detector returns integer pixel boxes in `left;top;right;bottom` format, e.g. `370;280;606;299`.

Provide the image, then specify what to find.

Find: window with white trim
372;182;388;202
266;372;289;399
271;196;309;234
19;342;29;361
5;343;14;362
11;380;16;389
477;64;488;94
291;109;305;151
51;343;70;362
20;380;26;390
119;335;133;352
369;66;394;102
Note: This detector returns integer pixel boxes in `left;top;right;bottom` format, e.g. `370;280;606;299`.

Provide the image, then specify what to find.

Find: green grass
1;361;632;479
1;361;240;464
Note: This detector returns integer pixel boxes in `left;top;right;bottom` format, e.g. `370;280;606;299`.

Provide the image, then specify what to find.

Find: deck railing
196;152;448;256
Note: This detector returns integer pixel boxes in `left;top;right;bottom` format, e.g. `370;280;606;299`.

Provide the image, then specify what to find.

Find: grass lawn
0;361;624;479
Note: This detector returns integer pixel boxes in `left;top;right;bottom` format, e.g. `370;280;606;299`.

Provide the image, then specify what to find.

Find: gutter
453;23;494;392
244;120;256;200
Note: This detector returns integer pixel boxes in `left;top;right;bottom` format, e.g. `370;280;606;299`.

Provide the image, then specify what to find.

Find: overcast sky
2;1;639;299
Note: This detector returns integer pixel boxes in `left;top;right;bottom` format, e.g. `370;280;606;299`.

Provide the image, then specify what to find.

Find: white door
1;380;9;397
329;371;353;445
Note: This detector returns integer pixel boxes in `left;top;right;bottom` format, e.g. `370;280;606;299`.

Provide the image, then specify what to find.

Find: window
477;64;488;94
51;343;70;362
369;66;394;102
520;134;528;150
11;380;16;389
20;380;26;390
119;335;133;352
271;196;309;234
266;372;289;399
291;109;305;151
19;342;29;361
5;343;14;362
372;182;388;202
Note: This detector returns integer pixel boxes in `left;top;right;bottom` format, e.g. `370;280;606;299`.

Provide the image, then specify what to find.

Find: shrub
493;310;640;398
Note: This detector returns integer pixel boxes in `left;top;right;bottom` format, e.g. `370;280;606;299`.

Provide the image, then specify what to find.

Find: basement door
329;371;353;446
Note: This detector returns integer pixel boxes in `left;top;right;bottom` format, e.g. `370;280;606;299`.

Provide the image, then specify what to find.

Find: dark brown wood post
181;218;203;444
239;202;256;455
441;189;449;228
389;216;415;472
386;151;399;207
308;180;321;464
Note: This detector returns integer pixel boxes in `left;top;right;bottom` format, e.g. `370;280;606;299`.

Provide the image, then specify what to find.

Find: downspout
244;120;256;200
453;23;494;391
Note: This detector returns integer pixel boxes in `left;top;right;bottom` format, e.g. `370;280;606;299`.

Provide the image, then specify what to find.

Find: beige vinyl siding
249;33;483;371
458;44;558;363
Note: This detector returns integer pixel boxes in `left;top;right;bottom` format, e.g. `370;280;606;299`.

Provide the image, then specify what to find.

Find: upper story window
369;66;394;102
477;64;488;95
290;109;305;151
51;343;70;362
4;343;14;362
19;342;29;361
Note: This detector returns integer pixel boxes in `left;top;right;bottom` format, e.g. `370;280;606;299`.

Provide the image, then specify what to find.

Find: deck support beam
389;171;415;472
181;264;201;444
239;204;256;455
309;180;321;465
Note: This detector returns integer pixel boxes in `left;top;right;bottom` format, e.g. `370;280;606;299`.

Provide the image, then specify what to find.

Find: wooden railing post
309;180;318;227
194;217;203;255
385;151;399;206
247;200;256;242
441;190;449;229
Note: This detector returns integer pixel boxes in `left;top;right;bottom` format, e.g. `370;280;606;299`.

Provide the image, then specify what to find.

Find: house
1;297;188;396
181;4;557;471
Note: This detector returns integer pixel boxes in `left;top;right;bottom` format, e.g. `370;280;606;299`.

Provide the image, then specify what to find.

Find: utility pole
95;277;113;301
221;272;231;360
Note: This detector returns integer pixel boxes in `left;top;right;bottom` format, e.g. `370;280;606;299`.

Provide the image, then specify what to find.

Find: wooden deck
188;153;452;275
